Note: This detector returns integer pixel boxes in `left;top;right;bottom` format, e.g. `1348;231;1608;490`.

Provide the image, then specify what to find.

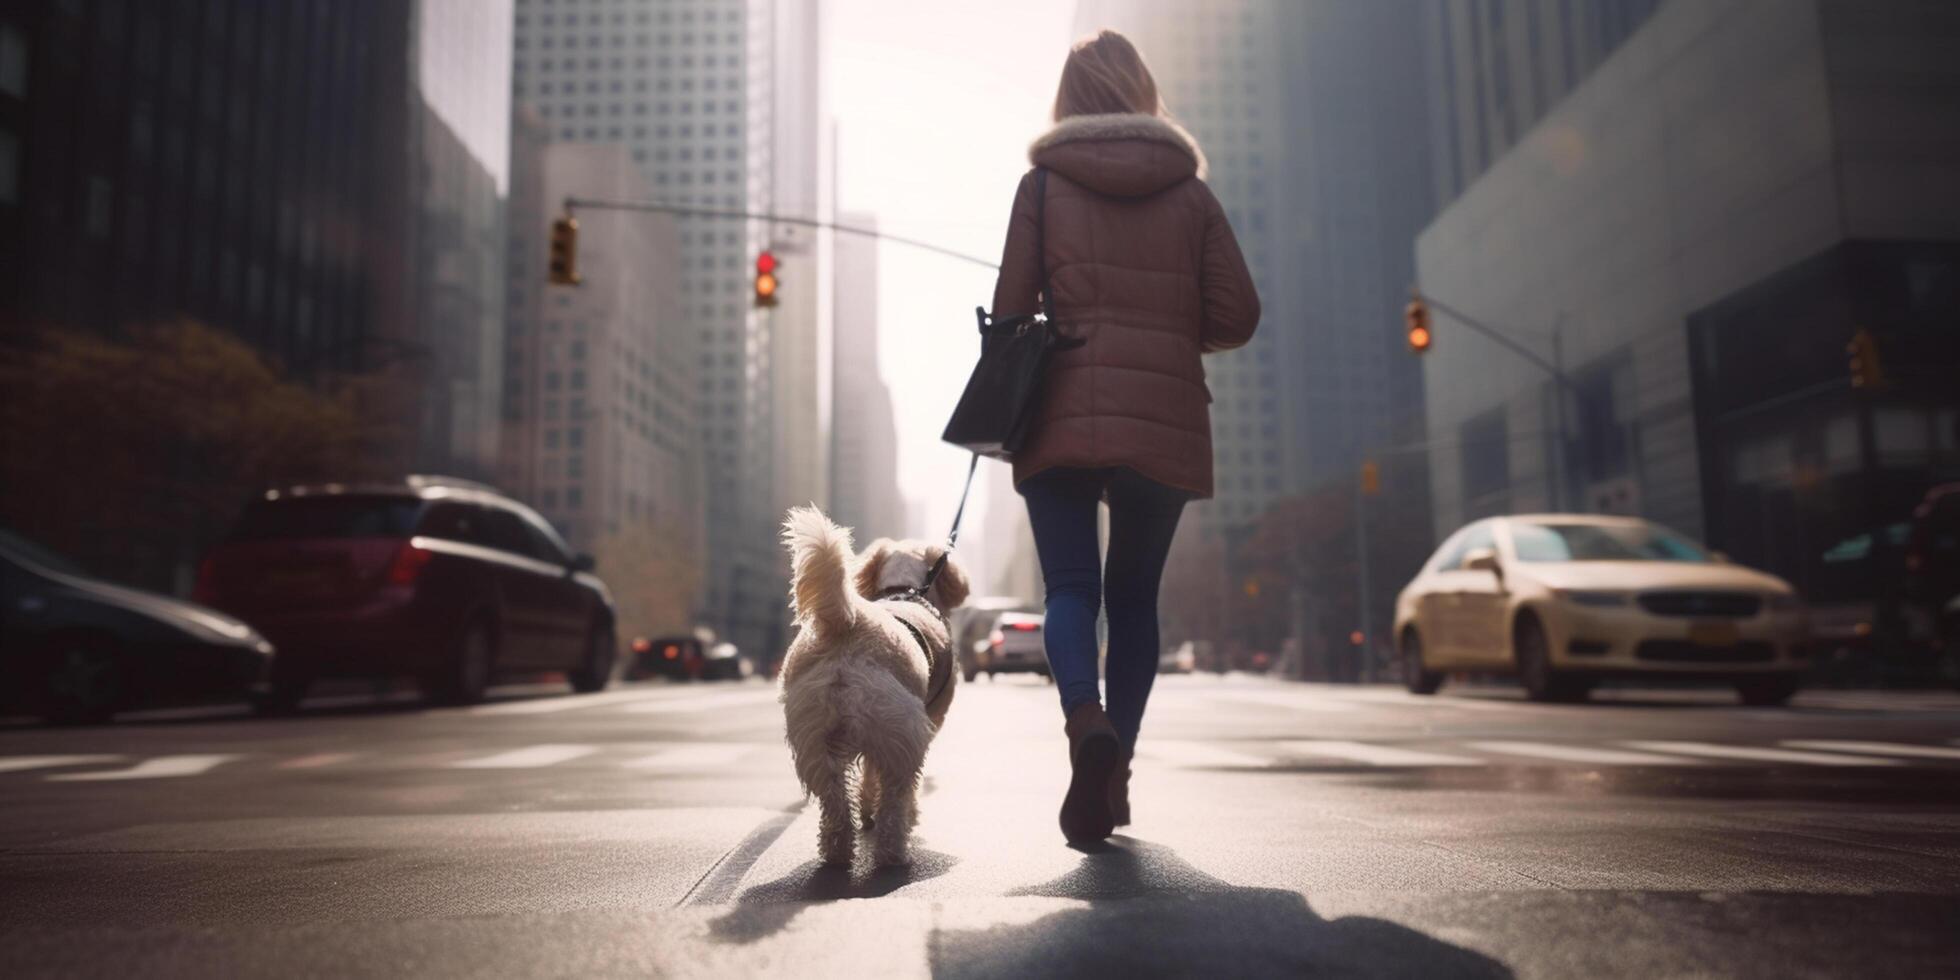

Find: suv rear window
229;497;423;541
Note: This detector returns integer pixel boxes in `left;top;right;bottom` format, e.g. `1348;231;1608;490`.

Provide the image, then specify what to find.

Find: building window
570;369;585;389
0;22;26;98
545;429;560;449
0;128;17;204
567;487;583;510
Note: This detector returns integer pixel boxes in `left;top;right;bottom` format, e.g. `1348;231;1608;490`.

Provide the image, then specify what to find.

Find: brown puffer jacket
991;112;1260;499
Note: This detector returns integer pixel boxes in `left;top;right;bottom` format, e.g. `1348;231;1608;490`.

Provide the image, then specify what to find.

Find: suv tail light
192;556;219;604
384;543;433;586
1007;622;1040;632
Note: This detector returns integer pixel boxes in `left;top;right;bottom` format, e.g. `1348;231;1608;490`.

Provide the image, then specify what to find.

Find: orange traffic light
1404;293;1431;353
548;216;581;286
754;251;779;308
1847;327;1883;390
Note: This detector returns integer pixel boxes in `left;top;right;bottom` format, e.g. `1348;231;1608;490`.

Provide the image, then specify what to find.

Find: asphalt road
2;674;1958;979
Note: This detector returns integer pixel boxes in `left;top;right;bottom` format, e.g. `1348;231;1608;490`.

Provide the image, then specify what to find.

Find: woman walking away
992;30;1260;845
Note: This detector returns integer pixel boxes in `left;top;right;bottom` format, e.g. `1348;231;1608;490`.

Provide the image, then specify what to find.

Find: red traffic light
1404;295;1432;353
756;251;777;275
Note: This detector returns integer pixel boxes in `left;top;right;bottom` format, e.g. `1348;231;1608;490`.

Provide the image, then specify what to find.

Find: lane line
1139;740;1270;769
1276;740;1485;767
450;744;598;769
469;689;682;716
1214;690;1359;713
620;690;779;715
625;744;756;770
1623;740;1904;767
0;754;124;774
277;752;361;769
1780;740;1960;761
48;754;241;781
1465;740;1703;766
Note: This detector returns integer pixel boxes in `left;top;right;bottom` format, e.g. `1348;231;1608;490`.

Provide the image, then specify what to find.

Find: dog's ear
926;547;970;611
852;538;895;599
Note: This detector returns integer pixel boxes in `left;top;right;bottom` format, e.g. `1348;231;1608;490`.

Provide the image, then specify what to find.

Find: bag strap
1034;167;1056;324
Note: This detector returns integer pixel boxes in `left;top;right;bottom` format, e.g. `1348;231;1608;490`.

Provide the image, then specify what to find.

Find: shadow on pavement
930;837;1513;980
707;848;960;945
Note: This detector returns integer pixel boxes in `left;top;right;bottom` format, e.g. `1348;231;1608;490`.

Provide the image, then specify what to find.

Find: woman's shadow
929;837;1513;979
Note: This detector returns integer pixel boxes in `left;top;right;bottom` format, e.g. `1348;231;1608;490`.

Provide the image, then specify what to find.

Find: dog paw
871;839;911;868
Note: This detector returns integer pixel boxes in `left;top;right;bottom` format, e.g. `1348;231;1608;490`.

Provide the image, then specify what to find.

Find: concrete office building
828;212;903;543
1415;0;1960;609
502;138;702;571
510;0;827;658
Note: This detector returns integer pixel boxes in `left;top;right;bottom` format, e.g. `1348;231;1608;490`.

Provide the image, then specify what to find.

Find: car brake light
663;645;679;660
192;556;219;603
385;543;433;586
632;637;652;654
1008;622;1039;631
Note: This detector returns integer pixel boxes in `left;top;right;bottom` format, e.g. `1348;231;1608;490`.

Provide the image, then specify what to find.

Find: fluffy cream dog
779;506;970;868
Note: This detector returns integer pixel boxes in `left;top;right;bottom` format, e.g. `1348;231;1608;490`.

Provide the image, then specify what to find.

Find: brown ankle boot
1109;745;1133;828
1061;703;1120;844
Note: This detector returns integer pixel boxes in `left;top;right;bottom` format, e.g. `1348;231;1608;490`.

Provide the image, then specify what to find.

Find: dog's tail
782;505;857;639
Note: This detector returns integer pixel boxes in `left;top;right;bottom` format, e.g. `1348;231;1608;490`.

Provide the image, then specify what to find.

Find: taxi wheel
1400;630;1443;695
1516;616;1587;703
425;617;496;706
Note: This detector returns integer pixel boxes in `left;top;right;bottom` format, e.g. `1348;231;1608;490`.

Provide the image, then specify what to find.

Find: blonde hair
1053;30;1163;121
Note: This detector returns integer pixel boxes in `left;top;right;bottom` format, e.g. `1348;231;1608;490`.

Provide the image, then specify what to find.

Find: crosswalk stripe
468;689;676;716
1276;739;1485;767
1139;740;1269;769
1465;740;1702;766
277;752;361;769
620;690;779;715
1623;741;1904;767
48;754;241;781
1780;740;1960;761
625;744;756;770
1215;691;1359;713
450;744;597;769
0;754;123;774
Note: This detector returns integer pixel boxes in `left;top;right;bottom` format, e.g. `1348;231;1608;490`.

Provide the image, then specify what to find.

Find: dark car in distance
195;477;615;710
1;529;274;723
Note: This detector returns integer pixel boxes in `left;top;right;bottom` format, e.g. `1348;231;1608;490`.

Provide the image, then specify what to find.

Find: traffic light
1360;459;1381;496
753;250;779;308
1847;327;1884;390
548;216;581;286
1404;292;1432;353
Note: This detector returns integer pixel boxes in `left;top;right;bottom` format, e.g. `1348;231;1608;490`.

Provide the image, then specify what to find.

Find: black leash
915;453;979;597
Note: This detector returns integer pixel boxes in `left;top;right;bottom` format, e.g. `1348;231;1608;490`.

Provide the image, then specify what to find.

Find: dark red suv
195;477;615;711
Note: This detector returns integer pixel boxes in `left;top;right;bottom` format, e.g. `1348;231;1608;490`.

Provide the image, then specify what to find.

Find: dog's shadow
707;848;959;945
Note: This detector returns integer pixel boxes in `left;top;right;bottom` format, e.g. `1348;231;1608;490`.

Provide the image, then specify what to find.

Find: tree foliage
0;321;397;588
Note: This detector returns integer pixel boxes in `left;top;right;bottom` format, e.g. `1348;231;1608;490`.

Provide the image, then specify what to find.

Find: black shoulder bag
941;168;1081;459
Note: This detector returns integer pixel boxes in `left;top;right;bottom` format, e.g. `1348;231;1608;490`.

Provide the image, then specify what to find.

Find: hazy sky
829;1;1079;572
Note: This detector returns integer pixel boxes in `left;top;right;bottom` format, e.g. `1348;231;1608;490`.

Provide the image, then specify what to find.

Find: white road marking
1465;740;1703;766
0;754;123;774
468;689;680;716
620;689;779;715
48;754;241;781
450;744;598;769
1139;740;1270;769
1623;741;1904;767
277;752;361;769
625;744;756;770
1276;740;1485;767
1328;689;1530;712
1780;740;1960;761
1215;690;1359;713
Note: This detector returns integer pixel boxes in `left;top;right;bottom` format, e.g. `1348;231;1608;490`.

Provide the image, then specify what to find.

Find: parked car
977;612;1050;680
1393;515;1809;705
628;635;705;681
702;641;756;681
1;529;273;723
1158;641;1198;674
194;477;615;711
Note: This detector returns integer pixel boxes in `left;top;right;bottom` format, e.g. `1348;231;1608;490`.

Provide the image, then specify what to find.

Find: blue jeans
1019;466;1188;751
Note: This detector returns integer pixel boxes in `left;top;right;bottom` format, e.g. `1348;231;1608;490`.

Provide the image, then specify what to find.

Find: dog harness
875;586;953;706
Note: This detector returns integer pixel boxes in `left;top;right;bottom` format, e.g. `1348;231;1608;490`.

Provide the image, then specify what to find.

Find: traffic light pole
561;196;1003;272
1418;293;1579;510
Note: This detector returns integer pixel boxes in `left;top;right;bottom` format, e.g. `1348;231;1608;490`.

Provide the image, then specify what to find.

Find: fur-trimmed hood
1029;113;1208;198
